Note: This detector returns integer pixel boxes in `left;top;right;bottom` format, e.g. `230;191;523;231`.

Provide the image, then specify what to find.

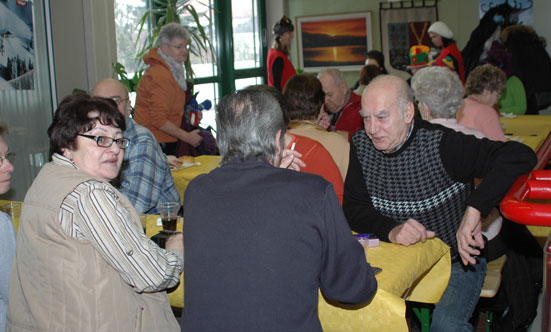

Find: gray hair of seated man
158;22;190;46
411;66;464;119
317;68;348;88
216;86;287;164
363;75;414;120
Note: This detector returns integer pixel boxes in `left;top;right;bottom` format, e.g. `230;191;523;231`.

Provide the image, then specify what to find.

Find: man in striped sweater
343;75;536;332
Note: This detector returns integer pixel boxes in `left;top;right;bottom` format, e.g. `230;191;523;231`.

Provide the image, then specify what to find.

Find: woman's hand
184;129;203;147
166;232;184;256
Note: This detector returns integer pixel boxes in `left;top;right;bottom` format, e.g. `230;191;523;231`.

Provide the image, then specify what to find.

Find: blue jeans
431;257;487;332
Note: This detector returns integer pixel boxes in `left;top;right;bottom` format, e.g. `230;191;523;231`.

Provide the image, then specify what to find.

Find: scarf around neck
157;48;187;91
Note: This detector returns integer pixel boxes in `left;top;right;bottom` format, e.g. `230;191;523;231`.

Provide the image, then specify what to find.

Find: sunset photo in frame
296;12;372;72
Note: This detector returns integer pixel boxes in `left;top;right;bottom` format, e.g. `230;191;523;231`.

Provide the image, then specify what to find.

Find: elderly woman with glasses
134;22;202;155
0;121;16;332
7;95;183;332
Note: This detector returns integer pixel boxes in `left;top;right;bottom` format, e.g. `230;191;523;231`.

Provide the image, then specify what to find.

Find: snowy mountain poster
0;0;34;90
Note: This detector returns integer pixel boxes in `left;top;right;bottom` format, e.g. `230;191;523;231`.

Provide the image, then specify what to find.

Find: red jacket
287;133;344;205
334;90;364;141
432;43;465;84
267;48;296;91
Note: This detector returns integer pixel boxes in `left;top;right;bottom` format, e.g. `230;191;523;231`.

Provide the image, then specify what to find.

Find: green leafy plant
136;0;214;79
112;62;144;93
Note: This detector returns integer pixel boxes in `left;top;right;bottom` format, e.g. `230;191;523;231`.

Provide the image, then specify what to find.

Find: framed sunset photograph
296;12;372;72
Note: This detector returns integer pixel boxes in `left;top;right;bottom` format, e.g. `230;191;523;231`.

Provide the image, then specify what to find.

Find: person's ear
159;42;169;53
404;101;415;123
418;102;432;121
275;129;282;155
61;148;73;161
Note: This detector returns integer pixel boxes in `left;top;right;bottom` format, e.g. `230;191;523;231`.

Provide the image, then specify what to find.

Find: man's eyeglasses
77;134;129;149
0;152;15;167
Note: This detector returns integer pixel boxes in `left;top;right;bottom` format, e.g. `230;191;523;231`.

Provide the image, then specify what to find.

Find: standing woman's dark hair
365;50;388;74
272;16;294;55
267;16;297;92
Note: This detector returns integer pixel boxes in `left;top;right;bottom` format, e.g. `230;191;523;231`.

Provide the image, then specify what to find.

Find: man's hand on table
279;149;306;171
165;232;184;256
389;218;436;246
166;155;182;167
456;206;484;265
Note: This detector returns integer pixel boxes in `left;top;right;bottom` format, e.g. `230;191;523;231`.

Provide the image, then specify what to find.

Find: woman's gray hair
158;23;190;46
411;67;464;119
216;87;286;164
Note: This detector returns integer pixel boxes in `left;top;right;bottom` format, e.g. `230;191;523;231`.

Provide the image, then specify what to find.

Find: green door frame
212;0;267;98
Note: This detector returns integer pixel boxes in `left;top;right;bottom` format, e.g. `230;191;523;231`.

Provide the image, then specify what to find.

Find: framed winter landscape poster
0;0;35;90
296;12;372;72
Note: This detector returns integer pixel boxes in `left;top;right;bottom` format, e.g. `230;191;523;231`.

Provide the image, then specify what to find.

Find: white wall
266;0;285;51
49;0;117;100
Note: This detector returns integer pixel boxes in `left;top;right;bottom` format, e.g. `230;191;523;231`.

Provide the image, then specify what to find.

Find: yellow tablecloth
319;238;451;332
500;115;551;245
500;115;551;152
1;203;186;308
171;155;221;203
0;199;21;232
143;214;185;308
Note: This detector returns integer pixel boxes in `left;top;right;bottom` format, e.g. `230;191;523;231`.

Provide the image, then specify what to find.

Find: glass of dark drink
157;202;180;232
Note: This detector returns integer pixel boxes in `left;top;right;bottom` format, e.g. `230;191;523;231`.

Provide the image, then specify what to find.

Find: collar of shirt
384;120;415;154
330;90;352;129
52;153;78;169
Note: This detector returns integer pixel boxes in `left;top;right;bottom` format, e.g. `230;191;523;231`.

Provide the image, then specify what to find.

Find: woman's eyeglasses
0;152;15;167
170;44;190;51
77;134;129;149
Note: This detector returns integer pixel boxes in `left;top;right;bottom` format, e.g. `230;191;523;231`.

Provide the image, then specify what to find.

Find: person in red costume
267;16;297;92
428;21;465;84
318;68;364;141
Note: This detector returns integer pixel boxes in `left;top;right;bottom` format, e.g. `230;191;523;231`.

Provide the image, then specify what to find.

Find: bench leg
485;311;493;332
412;307;431;332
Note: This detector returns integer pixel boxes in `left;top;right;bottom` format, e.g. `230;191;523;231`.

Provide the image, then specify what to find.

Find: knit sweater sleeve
440;130;537;217
320;185;377;305
343;142;399;241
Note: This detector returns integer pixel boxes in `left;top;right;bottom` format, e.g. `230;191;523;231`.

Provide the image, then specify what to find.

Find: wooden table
314;239;450;332
171;155;221;203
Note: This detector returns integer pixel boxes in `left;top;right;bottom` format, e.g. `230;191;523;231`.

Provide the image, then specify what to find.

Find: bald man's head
91;79;131;119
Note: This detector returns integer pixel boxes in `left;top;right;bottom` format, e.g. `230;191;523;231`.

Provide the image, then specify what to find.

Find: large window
114;0;266;131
